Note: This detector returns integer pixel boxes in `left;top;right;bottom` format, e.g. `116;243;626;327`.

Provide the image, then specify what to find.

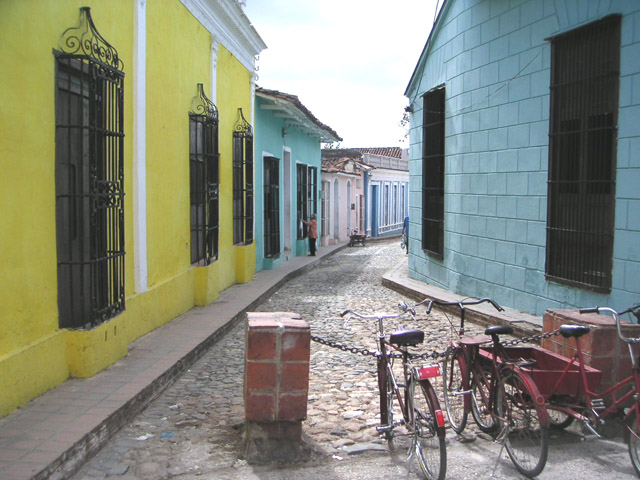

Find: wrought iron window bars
190;83;220;265
233;108;254;245
55;7;125;329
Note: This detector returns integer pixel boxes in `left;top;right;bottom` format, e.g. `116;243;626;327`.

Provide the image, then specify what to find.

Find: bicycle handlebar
579;306;640;344
420;297;504;315
340;309;414;320
340;307;416;331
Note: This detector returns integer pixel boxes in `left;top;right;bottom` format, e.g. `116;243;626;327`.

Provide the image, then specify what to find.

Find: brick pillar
542;309;640;396
243;312;310;463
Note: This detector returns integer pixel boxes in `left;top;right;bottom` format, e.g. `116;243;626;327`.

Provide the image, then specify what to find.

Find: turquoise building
254;88;341;271
405;0;640;316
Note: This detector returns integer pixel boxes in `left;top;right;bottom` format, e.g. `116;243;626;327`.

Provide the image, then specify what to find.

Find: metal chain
310;335;451;361
311;328;561;361
499;328;561;347
310;335;376;357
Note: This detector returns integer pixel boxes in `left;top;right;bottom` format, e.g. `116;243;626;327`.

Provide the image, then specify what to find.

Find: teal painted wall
406;0;640;316
254;96;323;271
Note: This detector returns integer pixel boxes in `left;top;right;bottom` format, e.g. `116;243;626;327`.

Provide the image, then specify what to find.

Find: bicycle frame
377;318;444;434
341;306;447;480
540;322;640;435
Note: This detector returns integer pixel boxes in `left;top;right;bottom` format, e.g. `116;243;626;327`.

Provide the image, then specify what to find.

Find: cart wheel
548;410;574;430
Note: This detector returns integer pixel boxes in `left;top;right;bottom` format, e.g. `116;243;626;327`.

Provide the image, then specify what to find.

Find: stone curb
381;258;543;340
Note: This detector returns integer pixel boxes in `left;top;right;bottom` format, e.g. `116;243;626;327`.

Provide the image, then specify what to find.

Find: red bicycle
423;298;550;477
516;304;640;477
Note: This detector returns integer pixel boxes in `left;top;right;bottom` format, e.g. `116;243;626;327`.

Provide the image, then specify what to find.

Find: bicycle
341;305;446;480
525;304;640;477
421;298;549;477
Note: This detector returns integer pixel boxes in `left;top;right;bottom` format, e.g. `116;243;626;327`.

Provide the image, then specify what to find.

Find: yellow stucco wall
0;0;257;418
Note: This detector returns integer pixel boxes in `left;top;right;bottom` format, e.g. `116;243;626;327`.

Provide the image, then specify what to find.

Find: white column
133;0;148;292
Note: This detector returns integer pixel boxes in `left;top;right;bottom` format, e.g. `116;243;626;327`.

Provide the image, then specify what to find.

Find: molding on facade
133;0;148;293
180;0;266;73
210;36;219;103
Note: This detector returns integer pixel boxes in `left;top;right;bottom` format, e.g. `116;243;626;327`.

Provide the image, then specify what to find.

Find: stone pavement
69;240;637;479
2;239;638;479
0;242;349;480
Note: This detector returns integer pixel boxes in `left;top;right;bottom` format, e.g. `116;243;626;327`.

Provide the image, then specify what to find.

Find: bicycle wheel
470;364;498;434
442;348;468;434
378;356;395;450
412;379;446;480
548;408;574;430
627;413;640;477
495;368;549;477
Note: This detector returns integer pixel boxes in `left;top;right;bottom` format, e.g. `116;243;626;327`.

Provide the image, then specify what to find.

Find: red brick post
542;309;640;398
243;312;310;463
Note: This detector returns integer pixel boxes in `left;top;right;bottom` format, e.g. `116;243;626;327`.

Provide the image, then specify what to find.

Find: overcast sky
244;0;441;148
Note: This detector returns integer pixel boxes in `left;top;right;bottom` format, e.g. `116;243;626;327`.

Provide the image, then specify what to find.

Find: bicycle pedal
376;424;393;433
582;422;602;438
591;398;605;410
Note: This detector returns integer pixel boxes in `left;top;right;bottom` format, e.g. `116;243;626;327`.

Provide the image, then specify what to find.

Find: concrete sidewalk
382;257;543;338
0;243;349;480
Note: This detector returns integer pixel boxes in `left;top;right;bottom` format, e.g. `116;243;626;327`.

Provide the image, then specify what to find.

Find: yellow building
0;0;265;418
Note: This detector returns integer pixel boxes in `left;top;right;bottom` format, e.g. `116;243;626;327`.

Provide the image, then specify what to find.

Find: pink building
320;150;369;245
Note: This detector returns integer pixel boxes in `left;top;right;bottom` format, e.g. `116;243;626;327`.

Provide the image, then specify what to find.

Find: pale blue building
254;88;341;271
405;0;640;316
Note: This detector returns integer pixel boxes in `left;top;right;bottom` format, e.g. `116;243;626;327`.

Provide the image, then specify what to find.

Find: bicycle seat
559;325;591;338
484;325;513;337
458;335;492;346
389;329;424;346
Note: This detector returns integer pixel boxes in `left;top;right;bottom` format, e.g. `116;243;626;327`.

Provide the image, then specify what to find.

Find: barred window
189;84;219;265
422;86;445;257
546;15;620;292
264;156;280;258
55;8;125;329
297;164;317;239
233;109;254;245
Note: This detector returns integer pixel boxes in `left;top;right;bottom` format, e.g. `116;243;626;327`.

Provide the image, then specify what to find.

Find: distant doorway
346;181;352;233
283;148;291;252
333;178;339;239
371;185;379;236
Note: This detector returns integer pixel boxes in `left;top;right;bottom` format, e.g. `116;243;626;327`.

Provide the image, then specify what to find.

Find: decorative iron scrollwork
234;108;253;135
59;7;123;71
190;83;218;121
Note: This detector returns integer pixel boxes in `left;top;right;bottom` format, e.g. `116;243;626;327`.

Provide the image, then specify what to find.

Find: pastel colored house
0;0;265;418
254;88;341;270
355;148;410;238
405;0;640;316
320;150;369;245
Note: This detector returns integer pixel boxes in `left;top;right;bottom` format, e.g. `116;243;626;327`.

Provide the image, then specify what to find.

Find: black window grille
233;108;254;245
264;156;280;258
55;8;125;329
190;83;219;265
546;15;620;292
297;165;308;239
296;164;317;239
422;86;445;257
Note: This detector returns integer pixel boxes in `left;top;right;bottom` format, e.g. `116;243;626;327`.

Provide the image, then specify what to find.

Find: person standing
402;215;409;255
303;214;318;256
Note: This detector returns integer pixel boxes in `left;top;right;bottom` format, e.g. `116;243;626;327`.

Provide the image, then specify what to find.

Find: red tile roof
352;147;403;159
321;149;367;174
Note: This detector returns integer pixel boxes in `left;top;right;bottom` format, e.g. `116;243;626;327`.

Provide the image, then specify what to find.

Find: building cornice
180;0;266;72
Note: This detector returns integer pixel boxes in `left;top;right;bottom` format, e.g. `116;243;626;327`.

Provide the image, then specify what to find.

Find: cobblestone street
72;241;638;479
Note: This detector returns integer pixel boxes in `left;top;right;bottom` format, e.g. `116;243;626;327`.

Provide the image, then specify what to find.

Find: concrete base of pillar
242;421;308;464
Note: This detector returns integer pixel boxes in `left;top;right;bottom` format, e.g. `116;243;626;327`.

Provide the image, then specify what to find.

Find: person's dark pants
309;238;316;256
